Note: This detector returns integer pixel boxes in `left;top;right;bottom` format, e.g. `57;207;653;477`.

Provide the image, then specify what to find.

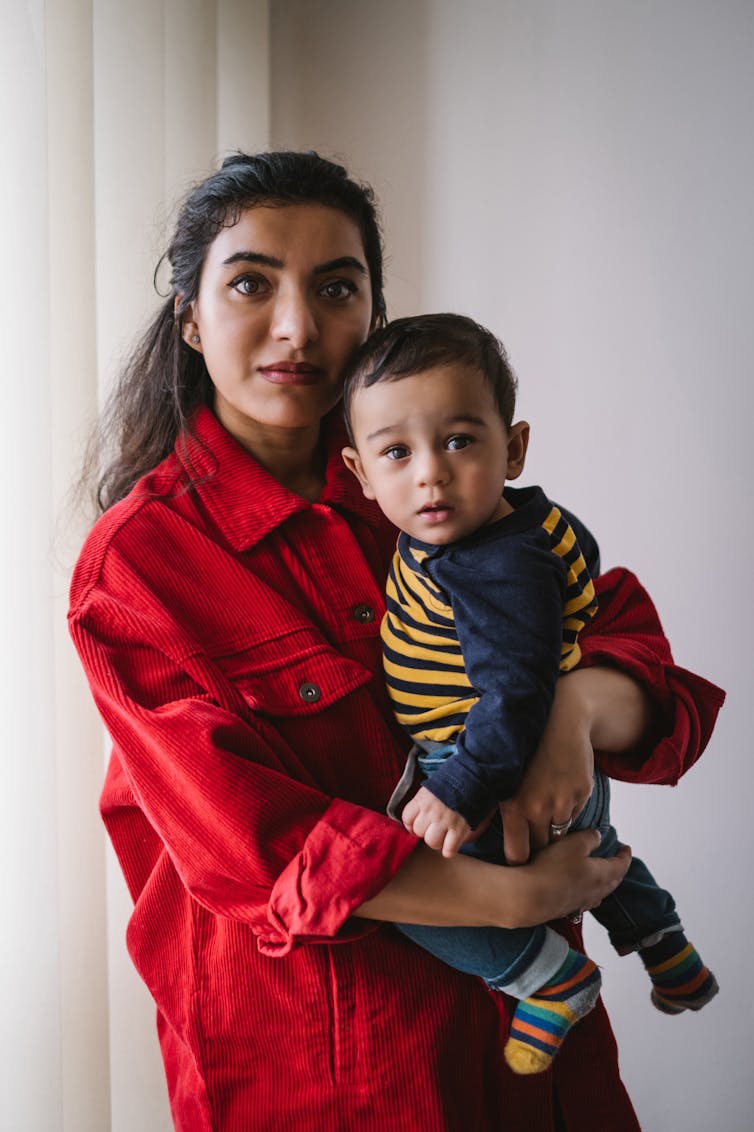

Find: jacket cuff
581;566;725;785
258;799;417;955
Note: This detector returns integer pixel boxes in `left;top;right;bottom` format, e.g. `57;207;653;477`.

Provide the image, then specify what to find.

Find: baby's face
342;363;524;544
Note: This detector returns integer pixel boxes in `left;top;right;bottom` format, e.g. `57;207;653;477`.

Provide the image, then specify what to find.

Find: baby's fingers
423;822;449;854
402;794;426;834
441;828;465;859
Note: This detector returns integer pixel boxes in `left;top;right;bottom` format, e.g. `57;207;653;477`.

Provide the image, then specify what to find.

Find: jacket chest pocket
213;628;373;719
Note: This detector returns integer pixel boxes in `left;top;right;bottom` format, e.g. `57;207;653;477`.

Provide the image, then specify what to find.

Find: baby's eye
446;434;473;451
384;445;410;461
320;279;357;300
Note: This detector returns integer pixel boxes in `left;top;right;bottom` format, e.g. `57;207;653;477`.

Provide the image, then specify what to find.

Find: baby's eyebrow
365;423;402;442
445;414;488;428
364;414;488;443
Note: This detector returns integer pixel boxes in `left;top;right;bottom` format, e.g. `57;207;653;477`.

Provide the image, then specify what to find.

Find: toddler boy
341;313;717;1075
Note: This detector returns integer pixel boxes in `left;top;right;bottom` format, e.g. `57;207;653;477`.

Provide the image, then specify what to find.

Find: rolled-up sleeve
262;799;417;954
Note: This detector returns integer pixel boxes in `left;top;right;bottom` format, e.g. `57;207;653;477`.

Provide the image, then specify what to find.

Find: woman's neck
265;437;327;501
214;401;327;501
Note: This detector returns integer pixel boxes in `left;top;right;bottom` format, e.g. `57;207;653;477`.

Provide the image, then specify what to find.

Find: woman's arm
355;828;631;929
500;667;650;864
500;567;726;864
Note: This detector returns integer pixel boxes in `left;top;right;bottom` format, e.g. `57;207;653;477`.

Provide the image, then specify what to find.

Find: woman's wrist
355;844;536;930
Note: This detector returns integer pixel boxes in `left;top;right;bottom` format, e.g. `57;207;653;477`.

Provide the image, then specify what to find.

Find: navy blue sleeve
421;530;567;826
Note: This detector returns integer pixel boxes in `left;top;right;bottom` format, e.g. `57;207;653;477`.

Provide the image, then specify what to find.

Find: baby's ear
341;447;376;499
505;421;530;480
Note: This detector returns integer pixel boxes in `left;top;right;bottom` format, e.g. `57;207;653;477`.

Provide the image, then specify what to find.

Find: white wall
271;3;752;1129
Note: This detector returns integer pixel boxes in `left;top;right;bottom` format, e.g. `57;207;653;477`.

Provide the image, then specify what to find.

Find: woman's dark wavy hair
89;151;386;512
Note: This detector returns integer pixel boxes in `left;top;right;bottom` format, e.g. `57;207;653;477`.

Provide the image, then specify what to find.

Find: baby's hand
402;787;471;858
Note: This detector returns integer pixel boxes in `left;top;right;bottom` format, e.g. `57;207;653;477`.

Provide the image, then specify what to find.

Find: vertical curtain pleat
1;2;269;1127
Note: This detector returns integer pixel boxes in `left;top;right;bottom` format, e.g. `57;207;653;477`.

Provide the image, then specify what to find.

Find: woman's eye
446;434;472;451
320;279;357;301
384;445;410;461
231;275;266;296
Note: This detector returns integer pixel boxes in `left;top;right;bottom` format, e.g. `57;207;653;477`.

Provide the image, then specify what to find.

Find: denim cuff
488;926;571;998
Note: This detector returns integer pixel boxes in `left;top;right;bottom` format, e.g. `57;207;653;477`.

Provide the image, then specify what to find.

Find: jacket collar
175;405;382;552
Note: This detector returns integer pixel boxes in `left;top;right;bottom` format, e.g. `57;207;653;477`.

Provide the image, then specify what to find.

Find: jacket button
299;682;321;703
352;603;375;623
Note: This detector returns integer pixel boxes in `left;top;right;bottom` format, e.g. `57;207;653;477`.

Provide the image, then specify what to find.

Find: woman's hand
355;827;631;930
500;666;652;865
500;673;595;865
507;830;632;927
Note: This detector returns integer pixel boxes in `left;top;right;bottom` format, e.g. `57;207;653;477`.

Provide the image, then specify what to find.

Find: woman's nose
270;288;319;348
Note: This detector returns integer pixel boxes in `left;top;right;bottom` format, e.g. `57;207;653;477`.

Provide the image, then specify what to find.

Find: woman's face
183;203;374;447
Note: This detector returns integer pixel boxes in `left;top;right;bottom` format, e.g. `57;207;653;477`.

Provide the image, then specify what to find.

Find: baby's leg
394;919;602;1074
640;934;718;1014
503;946;602;1075
575;771;718;1014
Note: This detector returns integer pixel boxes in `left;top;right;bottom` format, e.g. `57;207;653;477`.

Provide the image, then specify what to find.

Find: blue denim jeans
394;752;681;994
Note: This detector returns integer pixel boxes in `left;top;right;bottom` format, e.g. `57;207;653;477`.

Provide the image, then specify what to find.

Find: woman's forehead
207;202;366;266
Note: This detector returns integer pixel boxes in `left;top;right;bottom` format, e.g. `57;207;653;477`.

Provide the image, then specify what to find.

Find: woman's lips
258;362;323;385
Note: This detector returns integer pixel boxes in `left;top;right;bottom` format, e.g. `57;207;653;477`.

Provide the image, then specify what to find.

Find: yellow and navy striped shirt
382;486;598;821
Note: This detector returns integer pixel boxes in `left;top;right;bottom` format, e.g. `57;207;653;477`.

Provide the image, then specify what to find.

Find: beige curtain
1;2;268;1128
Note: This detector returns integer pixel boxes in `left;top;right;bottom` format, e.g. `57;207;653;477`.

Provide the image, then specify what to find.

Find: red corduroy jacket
69;406;724;1131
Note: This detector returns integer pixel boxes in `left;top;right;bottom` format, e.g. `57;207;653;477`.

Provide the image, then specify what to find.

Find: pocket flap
216;631;373;717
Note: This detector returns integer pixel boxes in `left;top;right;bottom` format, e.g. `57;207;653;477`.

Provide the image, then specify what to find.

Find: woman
69;152;723;1131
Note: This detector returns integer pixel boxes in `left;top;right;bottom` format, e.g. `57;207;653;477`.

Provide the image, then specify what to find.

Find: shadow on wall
269;0;431;319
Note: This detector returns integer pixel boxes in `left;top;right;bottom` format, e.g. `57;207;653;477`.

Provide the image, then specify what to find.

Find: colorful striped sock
503;950;602;1075
640;933;719;1014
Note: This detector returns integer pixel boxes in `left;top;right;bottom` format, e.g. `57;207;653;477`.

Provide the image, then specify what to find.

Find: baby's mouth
419;503;454;522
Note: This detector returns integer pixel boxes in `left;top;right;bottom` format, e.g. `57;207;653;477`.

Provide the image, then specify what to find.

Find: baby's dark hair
342;312;517;442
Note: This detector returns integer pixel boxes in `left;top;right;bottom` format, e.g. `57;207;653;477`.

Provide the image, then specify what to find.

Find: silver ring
549;818;573;838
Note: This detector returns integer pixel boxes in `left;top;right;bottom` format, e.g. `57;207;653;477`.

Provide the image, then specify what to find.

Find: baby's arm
421;535;568;828
401;785;472;858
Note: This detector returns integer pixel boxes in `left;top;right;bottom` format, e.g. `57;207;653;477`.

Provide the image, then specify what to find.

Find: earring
191;334;200;344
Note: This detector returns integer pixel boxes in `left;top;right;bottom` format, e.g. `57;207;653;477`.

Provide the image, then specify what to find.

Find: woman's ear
505;421;530;481
176;295;203;352
341;447;376;499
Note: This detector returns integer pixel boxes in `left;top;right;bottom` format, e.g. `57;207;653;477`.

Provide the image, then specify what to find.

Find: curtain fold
2;2;269;1127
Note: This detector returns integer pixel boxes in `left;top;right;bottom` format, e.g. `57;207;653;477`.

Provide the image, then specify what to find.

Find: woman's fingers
521;832;632;924
563;833;631;909
499;801;531;864
529;817;552;853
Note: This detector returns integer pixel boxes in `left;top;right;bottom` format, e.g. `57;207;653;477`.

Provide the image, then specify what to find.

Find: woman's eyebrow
222;251;283;268
220;251;367;275
313;256;367;276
